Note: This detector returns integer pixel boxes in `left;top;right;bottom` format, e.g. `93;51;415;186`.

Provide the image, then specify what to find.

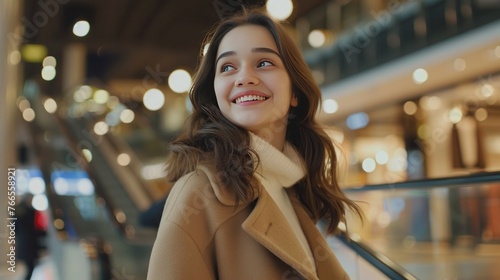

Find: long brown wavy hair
165;8;362;234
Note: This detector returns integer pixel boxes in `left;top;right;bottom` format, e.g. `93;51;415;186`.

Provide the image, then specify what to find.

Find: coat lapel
289;194;350;280
242;189;319;280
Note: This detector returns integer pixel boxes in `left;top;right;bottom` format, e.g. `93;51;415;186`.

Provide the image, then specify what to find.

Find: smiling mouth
234;95;269;104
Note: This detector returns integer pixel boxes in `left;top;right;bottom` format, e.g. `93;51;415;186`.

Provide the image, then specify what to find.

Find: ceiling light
266;0;293;20
480;84;494;98
73;20;90;37
117;153;131;166
32;195;48;211
94;89;110;104
120;109;135;123
28;177;45;195
323;99;338;114
168;69;192;93
449;107;463;124
43;98;57;114
18;99;31;112
94;121;109;135
362;158;376;173
42;56;57;67
22;108;35;122
375;151;389;165
308;30;326;48
73;85;92;102
41;66;56;81
475;108;488;121
403;101;417;115
412;68;428;84
143;88;165;111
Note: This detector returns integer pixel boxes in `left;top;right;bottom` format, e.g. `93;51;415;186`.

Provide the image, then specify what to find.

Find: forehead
217;24;278;55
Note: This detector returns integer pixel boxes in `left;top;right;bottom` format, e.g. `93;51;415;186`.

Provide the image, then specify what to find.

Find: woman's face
214;24;297;144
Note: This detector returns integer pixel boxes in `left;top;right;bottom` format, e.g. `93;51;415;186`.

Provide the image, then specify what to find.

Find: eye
257;61;273;68
221;64;236;73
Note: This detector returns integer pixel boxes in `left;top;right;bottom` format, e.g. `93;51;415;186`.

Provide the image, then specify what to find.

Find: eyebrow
215;47;281;64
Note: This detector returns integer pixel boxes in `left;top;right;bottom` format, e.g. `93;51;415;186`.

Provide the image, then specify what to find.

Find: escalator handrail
53;112;157;245
51;112;129;237
84;114;161;201
343;171;500;192
336;231;418;280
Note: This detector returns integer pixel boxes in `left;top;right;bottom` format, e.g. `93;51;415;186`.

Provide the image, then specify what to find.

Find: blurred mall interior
1;0;500;279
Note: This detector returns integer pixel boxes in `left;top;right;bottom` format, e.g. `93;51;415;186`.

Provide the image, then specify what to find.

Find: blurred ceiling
22;0;328;90
317;20;500;122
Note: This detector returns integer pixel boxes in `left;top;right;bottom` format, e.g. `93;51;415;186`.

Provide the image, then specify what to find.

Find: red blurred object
34;210;48;231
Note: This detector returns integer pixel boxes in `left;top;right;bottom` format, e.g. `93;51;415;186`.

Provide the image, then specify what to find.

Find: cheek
213;79;226;105
278;82;295;111
214;79;230;99
275;78;293;101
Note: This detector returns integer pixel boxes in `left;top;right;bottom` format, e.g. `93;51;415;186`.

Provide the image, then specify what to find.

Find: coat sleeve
147;171;216;280
147;221;214;279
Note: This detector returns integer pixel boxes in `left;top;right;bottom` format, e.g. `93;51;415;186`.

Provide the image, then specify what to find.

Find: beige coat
147;166;349;280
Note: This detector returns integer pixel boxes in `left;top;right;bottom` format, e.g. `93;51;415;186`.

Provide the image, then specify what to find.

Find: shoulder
161;168;216;223
168;164;243;207
160;165;244;230
167;167;217;206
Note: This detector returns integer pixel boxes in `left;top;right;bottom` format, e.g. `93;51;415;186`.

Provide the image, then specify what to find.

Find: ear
290;94;298;107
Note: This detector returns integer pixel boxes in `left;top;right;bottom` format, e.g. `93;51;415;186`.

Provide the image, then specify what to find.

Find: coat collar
288;193;348;279
241;187;319;280
242;189;347;280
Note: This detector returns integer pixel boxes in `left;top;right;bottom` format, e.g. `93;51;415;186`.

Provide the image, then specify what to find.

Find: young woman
147;8;362;280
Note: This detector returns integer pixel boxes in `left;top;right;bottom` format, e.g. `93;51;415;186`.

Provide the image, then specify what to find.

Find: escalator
25;89;156;279
340;173;500;280
25;87;500;279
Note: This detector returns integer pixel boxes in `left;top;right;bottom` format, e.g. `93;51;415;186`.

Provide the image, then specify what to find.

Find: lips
231;91;270;104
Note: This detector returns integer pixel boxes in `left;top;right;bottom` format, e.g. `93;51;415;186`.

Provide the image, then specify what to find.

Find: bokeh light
143;88;165;111
266;0;293;20
168;69;192;93
73;20;90;37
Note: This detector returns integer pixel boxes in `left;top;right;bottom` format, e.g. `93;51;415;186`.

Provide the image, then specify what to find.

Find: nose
235;67;259;86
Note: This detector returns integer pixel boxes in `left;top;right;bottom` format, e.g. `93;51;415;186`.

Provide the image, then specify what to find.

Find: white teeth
235;95;267;104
